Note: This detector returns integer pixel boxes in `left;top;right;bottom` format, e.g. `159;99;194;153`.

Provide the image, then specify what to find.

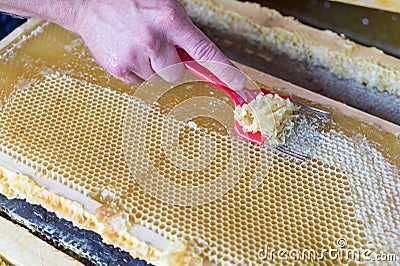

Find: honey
252;0;400;58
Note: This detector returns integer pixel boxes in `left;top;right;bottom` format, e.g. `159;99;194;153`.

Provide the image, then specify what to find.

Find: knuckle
192;40;218;61
138;33;158;54
109;64;128;78
158;2;185;28
161;2;179;18
135;26;158;55
143;40;158;54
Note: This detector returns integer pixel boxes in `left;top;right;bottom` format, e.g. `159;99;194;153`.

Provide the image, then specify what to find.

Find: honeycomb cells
0;74;377;265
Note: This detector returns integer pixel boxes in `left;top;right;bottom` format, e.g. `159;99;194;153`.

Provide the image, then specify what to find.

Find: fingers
149;44;185;83
201;59;246;91
121;71;144;84
129;53;159;81
77;0;243;89
106;45;183;84
105;63;144;84
174;25;245;91
109;56;162;84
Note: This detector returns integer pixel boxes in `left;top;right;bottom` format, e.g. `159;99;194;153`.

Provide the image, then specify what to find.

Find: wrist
52;0;90;33
0;0;89;32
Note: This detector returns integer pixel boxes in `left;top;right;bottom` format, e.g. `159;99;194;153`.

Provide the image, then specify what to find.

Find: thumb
176;29;245;90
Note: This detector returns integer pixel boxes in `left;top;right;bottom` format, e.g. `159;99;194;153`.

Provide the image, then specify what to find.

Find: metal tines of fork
273;101;331;161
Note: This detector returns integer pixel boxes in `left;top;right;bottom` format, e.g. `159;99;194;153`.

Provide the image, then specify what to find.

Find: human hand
72;0;245;89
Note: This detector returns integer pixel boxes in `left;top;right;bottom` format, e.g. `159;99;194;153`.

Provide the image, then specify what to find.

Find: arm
0;1;82;31
0;0;244;89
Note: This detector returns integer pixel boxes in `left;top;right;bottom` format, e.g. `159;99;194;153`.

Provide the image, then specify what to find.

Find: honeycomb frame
0;20;398;265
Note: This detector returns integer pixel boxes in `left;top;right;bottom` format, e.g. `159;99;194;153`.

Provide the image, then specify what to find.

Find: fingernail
225;72;246;91
218;65;246;91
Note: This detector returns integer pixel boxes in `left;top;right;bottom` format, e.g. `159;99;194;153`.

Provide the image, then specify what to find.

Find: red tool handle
176;48;243;106
177;48;291;104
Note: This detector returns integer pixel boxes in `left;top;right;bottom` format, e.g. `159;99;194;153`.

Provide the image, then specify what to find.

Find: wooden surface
0;217;81;266
331;0;400;13
0;18;43;54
